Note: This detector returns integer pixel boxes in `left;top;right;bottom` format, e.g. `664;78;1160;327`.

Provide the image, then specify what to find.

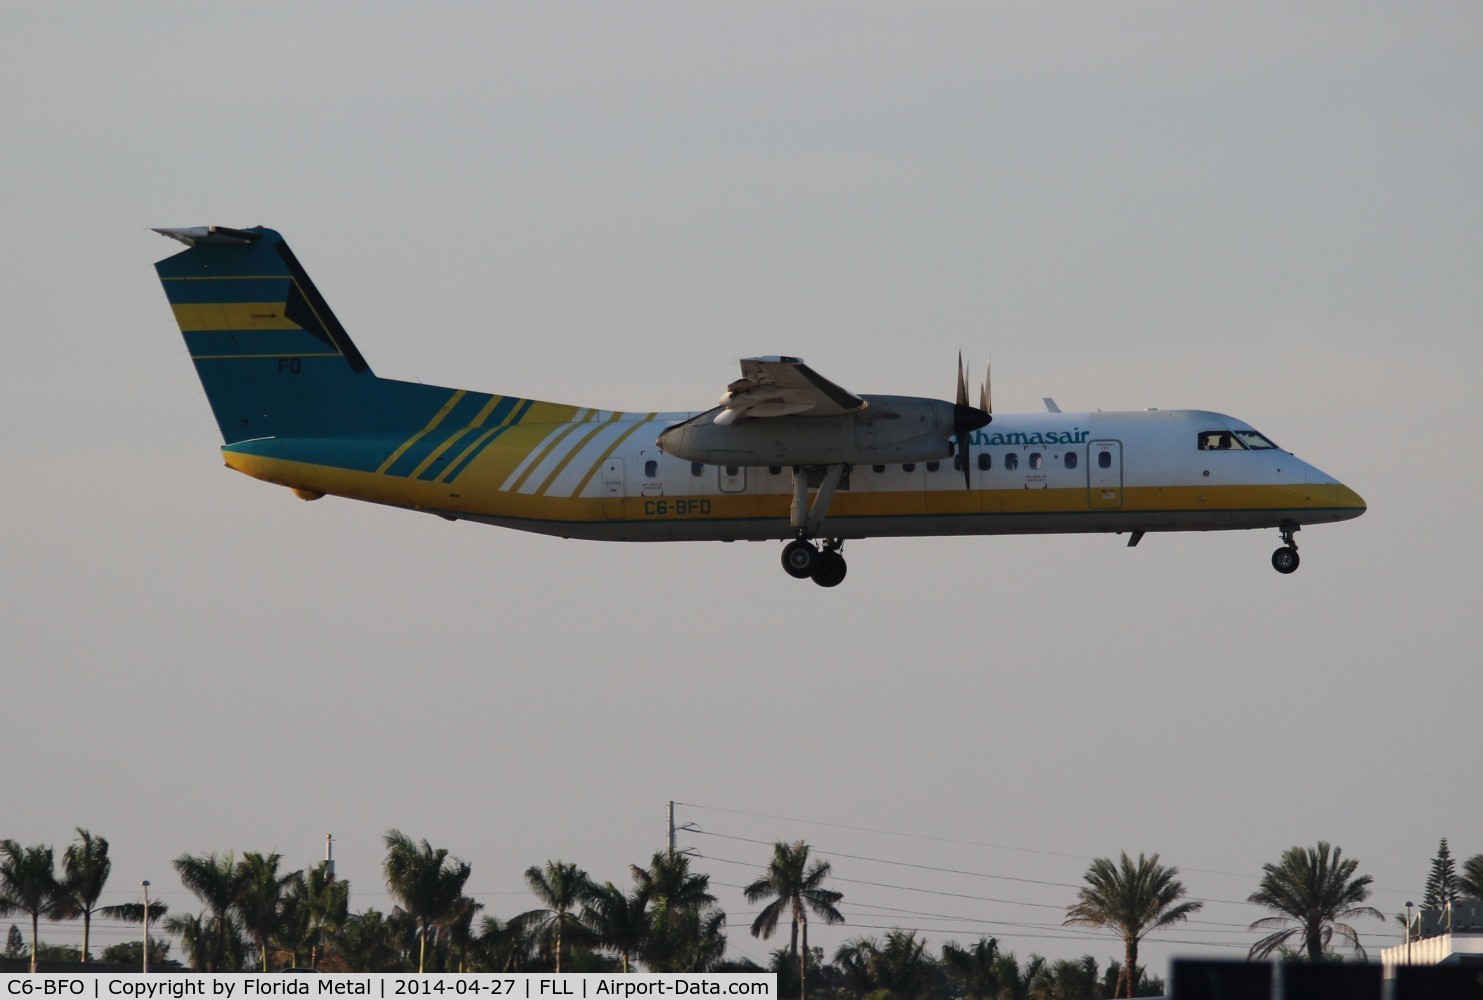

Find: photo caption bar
0;974;774;999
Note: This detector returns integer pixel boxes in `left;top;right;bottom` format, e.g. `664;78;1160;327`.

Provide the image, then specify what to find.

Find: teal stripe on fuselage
381;391;498;478
411;394;522;481
440;398;534;483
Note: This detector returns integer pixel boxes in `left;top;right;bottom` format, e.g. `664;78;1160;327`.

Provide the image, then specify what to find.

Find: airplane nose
1338;483;1367;516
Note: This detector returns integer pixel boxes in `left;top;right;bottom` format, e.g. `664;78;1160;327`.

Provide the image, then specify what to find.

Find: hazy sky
3;2;1480;977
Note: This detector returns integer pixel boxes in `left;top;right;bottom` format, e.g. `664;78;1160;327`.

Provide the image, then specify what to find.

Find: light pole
1405;900;1414;965
142;881;151;974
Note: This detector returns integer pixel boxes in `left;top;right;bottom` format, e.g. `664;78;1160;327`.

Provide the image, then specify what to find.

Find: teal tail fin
154;226;398;445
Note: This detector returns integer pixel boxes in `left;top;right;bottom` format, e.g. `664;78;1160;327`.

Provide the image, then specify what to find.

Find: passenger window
977;453;991;471
1098;451;1112;469
926;461;940;472
1064;452;1078;470
691;462;703;477
725;465;739;476
1004;453;1018;471
903;463;916;472
872;464;886;473
644;460;658;478
1029;453;1043;470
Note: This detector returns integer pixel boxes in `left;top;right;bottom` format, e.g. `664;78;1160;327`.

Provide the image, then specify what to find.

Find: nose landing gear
1272;525;1300;574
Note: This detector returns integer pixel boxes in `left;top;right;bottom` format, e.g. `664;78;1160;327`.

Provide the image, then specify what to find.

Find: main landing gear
782;536;847;587
781;464;849;586
1272;525;1300;575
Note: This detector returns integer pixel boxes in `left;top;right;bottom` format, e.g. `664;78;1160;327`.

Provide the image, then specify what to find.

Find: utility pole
141;881;151;974
666;801;698;859
326;834;335;880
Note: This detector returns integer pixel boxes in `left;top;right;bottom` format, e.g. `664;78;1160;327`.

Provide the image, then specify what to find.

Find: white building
1379;900;1483;979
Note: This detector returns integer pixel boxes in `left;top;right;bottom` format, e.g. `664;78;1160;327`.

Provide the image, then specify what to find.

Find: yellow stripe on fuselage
506;412;600;494
375;389;466;475
406;395;508;480
533;413;623;496
570;414;658;498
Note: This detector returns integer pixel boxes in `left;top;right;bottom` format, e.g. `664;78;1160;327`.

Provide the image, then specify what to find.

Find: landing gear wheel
782;539;818;579
1272;546;1300;574
811;550;847;588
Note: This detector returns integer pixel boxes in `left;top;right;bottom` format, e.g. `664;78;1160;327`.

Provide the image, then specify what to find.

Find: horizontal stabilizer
152;226;262;246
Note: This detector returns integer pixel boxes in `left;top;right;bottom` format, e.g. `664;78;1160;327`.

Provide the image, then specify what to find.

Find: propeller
953;353;992;489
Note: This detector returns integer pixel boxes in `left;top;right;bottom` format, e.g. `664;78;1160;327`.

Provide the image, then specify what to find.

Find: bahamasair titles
153;226;1365;587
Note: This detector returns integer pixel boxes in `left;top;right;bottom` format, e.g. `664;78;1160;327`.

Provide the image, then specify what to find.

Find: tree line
5;830;1469;998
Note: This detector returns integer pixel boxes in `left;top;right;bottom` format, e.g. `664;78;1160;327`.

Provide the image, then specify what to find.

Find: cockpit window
1198;431;1245;451
1199;429;1280;451
1233;429;1280;450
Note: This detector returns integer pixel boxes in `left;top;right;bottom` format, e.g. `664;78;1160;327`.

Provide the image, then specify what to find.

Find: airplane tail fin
154;226;390;444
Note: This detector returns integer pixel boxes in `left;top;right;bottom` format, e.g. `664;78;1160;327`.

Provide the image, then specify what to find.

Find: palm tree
940;937;1002;1000
0;841;60;972
670;906;727;973
280;862;349;970
444;896;484;974
517;861;596;973
163;912;209;971
1461;854;1483;901
996;953;1047;1000
335;909;406;972
173;851;245;971
744;841;844;999
831;938;875;999
477;915;536;973
50;828;162;964
1247;841;1383;961
869;929;935;998
1029;955;1100;1000
382;830;473;973
234;852;300;970
630;851;717;972
1063;852;1201;999
583;880;649;972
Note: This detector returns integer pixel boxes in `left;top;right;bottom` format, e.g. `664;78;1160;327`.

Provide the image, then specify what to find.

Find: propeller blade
952;354;991;490
980;361;992;415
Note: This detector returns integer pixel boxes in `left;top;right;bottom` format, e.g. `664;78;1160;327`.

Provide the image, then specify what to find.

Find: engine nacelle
657;395;961;467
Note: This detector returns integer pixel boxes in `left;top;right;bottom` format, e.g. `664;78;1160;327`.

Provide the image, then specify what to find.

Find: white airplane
154;226;1366;586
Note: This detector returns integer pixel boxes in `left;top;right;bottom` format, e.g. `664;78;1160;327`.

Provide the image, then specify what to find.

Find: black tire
812;550;848;588
782;539;818;579
1272;546;1300;574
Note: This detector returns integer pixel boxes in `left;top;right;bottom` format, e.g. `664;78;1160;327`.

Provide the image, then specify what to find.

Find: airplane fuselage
219;399;1363;544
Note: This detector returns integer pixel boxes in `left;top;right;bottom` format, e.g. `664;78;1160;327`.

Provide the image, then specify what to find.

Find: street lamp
1405;900;1414;965
140;878;149;973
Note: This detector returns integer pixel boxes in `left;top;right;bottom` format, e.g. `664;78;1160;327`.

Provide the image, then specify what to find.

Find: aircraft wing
713;356;866;425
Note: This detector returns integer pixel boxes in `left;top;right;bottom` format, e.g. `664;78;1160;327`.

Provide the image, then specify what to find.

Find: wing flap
715;356;865;424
